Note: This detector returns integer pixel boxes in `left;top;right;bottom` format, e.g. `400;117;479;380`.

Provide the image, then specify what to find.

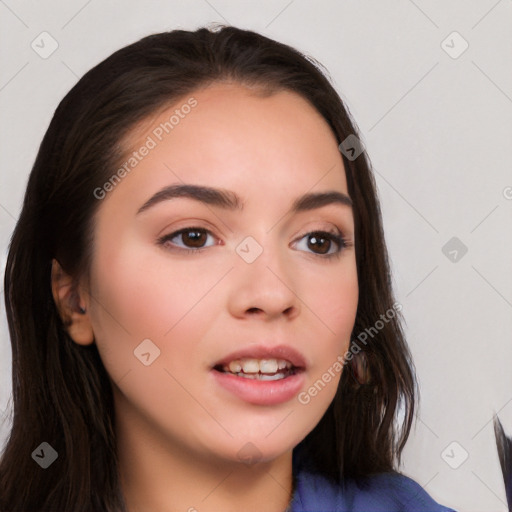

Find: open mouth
213;358;301;381
211;351;307;405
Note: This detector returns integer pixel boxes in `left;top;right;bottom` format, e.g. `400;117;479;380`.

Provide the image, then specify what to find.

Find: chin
202;434;297;467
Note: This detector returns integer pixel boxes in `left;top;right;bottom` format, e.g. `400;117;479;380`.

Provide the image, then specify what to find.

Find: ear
51;258;95;346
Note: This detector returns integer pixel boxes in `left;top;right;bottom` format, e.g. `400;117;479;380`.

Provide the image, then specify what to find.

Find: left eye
158;228;216;250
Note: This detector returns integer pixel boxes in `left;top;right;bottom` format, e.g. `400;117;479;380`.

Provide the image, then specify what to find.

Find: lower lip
211;369;305;406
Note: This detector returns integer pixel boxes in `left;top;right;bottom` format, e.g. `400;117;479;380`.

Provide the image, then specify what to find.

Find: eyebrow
136;183;353;215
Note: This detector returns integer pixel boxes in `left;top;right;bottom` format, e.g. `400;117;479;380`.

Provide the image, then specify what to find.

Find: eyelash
156;227;352;259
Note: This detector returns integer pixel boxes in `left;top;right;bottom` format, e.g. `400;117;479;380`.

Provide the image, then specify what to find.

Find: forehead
103;82;349;213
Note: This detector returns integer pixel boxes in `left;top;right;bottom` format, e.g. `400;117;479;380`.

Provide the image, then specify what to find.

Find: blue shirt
289;450;457;511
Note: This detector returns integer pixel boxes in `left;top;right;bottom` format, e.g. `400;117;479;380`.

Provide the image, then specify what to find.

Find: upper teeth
224;358;292;374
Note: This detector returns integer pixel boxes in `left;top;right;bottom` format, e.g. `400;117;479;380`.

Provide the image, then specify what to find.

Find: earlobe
51;258;95;346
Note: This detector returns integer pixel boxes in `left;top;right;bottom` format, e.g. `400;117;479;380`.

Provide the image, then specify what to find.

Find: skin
51;83;359;512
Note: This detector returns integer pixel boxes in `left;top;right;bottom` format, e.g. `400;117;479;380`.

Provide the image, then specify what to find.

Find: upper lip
212;344;307;370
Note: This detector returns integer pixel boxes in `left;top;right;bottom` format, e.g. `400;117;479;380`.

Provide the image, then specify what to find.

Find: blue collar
288;448;457;512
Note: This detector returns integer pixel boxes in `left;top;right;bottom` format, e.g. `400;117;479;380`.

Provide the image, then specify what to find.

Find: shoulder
351;472;457;512
290;469;458;512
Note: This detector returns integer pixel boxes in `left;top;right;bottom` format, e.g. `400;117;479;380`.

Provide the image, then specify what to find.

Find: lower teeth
229;371;288;381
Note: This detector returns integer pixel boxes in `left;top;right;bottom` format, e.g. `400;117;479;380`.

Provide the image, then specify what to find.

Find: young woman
0;25;457;511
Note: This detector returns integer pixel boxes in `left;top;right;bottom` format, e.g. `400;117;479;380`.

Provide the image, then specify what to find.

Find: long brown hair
1;25;417;511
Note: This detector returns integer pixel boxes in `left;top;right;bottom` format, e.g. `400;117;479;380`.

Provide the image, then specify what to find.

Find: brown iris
181;229;207;247
307;233;331;254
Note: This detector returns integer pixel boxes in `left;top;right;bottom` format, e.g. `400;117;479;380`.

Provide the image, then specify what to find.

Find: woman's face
86;83;358;465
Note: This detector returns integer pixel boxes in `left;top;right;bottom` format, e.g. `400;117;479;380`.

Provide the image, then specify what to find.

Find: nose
227;240;300;322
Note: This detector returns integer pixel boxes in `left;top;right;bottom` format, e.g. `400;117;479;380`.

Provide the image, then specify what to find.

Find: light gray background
1;1;511;511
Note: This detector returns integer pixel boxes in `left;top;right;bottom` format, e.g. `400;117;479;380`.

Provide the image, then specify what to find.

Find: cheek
87;243;226;437
91;231;215;331
87;237;221;382
298;258;358;405
303;257;359;342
